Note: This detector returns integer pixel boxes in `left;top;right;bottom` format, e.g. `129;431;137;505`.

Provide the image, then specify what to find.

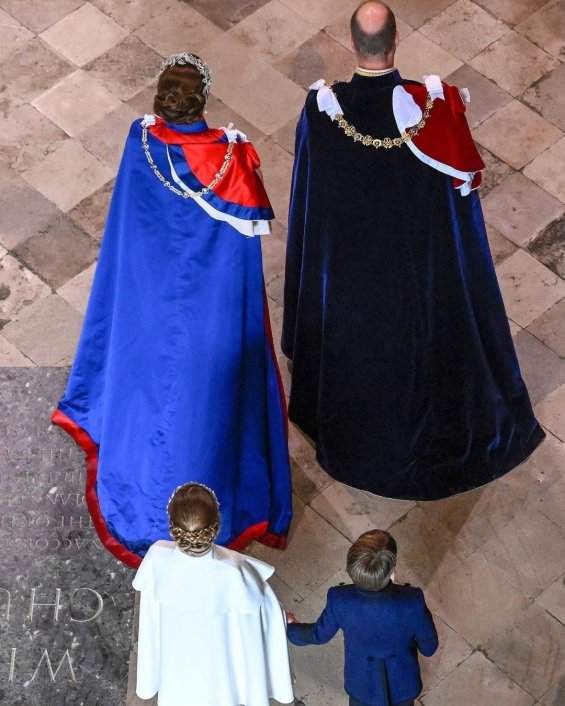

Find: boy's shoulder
329;582;424;602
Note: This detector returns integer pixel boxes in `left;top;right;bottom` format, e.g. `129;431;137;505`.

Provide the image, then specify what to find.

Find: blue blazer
287;582;438;706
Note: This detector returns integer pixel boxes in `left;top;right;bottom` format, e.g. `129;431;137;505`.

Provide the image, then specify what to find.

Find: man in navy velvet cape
281;1;544;501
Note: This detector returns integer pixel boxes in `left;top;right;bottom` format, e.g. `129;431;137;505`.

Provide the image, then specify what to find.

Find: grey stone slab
527;299;565;358
0;367;134;705
513;329;565;406
529;215;565;280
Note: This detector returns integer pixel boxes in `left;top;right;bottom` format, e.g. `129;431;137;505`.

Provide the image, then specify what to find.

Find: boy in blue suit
287;529;438;706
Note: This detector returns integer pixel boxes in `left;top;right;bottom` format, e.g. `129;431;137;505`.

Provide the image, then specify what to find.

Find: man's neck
356;54;394;71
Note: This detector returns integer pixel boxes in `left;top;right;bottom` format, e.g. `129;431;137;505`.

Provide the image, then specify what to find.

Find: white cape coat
132;541;295;706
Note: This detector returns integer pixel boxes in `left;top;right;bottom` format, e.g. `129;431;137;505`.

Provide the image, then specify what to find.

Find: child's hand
285;610;298;624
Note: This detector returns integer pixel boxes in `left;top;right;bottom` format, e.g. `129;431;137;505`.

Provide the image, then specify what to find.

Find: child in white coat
133;482;296;706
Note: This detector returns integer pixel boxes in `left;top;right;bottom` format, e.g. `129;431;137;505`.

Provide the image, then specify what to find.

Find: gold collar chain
141;125;234;198
328;83;433;149
354;66;397;77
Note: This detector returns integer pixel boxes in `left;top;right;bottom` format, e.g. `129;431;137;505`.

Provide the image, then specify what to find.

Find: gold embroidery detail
142;125;234;198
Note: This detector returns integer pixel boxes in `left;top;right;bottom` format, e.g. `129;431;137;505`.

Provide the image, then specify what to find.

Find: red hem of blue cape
51;409;288;568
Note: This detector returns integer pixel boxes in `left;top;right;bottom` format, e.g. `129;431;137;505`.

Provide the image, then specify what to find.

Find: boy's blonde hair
346;529;397;591
168;482;220;554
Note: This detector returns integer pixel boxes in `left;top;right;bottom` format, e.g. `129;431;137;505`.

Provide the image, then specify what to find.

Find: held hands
285;609;298;624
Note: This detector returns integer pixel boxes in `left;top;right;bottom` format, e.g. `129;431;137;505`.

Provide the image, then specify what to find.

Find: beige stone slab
477;145;514;198
135;2;222;58
21;140;114;212
261;220;287;285
200;33;271;106
266;296;283;353
0;253;50;324
502;432;565;511
0;7;20;25
311;482;415;542
0;18;33;63
68;180;114;242
386;0;456;28
524;137;565;204
326;8;413;51
421;0;507;62
543;680;565;706
395;31;463;83
0;0;84;33
536;576;565;626
40;3;128;67
0;103;67;173
79;103;138;171
481;505;565;598
389;505;474;588
85;35;163;101
534;471;565;533
444;64;512;130
230;0;318;63
0;334;34;366
91;0;176;31
420;614;473;693
290;634;345;700
508;318;521;337
496;249;565;327
524;64;565;132
486;224;517;265
57;262;96;315
535;383;565;442
483;172;564;247
2;294;83;366
280;0;358;29
485;603;565;699
255;138;294;224
269;572;303;612
296;667;348;706
251;501;351;598
276;31;355;90
527;297;565;358
272;117;297;155
423;479;535;554
267;271;284;307
205;96;265;145
422;652;536;706
222;64;306;136
474;99;561;170
425;552;530;646
0;164;63;250
470;30;559;98
32;70;123;138
474;0;549;26
0;37;75;102
288;422;334;505
516;0;565;60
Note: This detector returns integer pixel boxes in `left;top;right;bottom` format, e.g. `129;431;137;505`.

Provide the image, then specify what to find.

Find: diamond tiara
158;52;212;97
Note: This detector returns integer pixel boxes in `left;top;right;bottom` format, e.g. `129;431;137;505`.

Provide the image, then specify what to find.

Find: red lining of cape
51;409;288;569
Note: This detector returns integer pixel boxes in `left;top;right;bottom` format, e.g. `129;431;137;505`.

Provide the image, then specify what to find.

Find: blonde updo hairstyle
153;61;207;124
168;482;220;555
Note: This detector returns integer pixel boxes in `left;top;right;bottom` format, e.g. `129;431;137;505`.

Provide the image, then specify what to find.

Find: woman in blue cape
53;54;292;568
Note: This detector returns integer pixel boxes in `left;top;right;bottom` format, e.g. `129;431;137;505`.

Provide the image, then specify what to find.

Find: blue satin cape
54;119;292;566
282;72;544;500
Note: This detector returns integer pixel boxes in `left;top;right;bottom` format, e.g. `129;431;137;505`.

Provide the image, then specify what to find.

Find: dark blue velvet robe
282;71;544;500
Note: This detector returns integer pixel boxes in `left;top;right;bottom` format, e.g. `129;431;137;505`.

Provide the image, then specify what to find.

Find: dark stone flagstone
0;368;134;706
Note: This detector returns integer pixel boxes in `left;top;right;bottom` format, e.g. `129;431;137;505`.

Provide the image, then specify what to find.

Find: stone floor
0;0;564;704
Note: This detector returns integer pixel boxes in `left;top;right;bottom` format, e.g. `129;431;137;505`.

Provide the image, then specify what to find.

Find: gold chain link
141;126;235;199
329;87;434;149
